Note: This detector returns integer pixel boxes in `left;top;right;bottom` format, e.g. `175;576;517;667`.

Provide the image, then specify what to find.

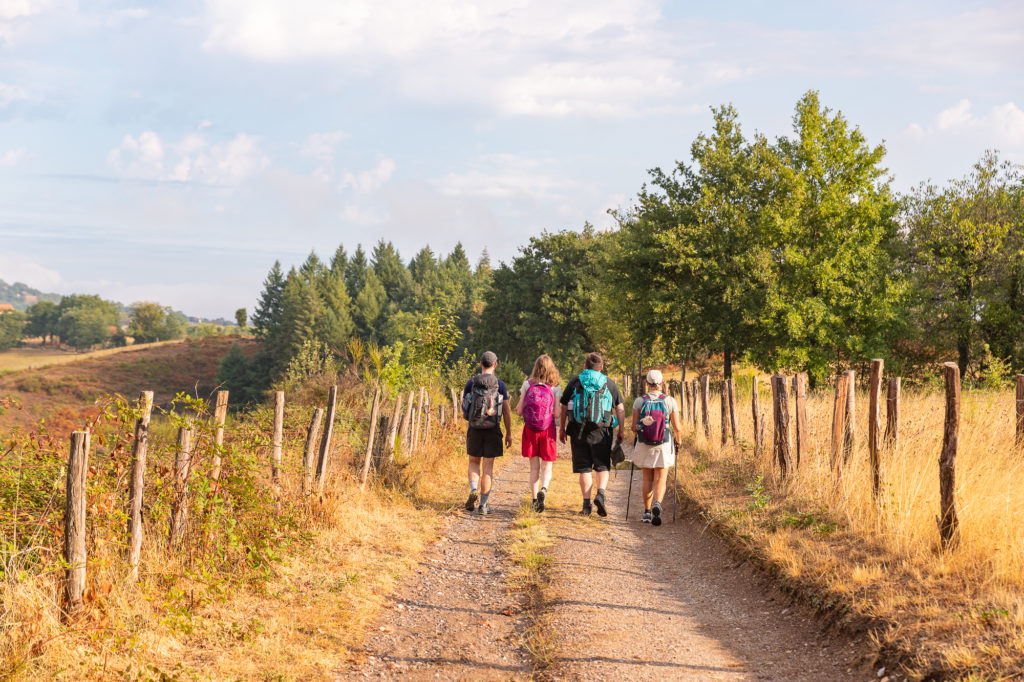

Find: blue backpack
571;370;615;429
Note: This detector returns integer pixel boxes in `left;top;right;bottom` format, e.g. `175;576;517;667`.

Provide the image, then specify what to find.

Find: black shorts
467;427;503;458
570;431;612;473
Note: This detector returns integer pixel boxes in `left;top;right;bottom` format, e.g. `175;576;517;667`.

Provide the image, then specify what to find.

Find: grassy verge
672;382;1024;681
504;496;557;674
1;376;477;680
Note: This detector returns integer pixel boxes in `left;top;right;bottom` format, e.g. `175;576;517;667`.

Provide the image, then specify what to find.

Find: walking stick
672;438;679;523
625;459;635;520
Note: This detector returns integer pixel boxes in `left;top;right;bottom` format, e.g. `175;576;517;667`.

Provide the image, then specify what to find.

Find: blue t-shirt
463;375;509;432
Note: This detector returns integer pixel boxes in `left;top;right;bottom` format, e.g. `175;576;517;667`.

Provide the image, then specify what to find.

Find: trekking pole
672;438;679;523
625;459;635;521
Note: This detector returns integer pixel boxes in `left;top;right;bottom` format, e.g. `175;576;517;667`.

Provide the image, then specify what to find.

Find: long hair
529;354;561;387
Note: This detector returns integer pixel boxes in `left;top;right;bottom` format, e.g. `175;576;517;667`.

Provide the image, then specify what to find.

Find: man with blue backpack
462;351;512;515
630;369;684;526
558;352;626;516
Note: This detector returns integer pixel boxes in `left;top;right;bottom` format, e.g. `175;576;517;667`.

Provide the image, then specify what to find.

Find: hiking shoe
593;490;607;517
477;503;491;516
465;492;478;512
578;502;593;516
641;510;653;524
651;502;663;527
535;489;546;513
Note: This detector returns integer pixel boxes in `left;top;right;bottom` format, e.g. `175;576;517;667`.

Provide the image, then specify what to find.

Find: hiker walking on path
559;352;625;517
631;369;683;526
515;354;562;512
462;351;512;515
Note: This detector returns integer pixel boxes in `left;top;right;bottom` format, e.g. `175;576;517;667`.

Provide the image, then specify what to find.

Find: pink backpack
522;381;555;431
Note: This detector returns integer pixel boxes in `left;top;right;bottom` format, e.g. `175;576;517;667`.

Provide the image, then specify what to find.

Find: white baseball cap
646;369;663;384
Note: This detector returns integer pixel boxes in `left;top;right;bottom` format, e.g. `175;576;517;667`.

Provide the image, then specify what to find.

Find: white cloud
107;130;271;185
339;158;395;194
300;130;348;162
435;154;575;199
905;100;1024;148
0;252;62;290
201;0;704;118
0;147;26;165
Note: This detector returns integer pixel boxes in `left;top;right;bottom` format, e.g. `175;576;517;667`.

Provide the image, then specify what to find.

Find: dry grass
1;383;475;680
505;497;557;673
674;376;1024;679
0;340;185;373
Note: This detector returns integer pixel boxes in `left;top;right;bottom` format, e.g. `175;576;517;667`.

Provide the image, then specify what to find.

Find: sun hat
646;369;663;385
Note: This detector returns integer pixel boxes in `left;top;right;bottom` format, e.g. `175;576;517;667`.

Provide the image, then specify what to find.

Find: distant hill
0;279;62;311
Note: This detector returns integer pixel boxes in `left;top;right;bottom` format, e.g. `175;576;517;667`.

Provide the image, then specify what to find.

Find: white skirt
631;440;675;469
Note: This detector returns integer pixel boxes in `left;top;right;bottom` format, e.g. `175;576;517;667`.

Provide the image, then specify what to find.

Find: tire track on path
540;460;876;681
344;454;534;680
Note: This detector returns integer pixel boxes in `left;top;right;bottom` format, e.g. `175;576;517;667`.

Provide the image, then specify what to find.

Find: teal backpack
572;370;616;429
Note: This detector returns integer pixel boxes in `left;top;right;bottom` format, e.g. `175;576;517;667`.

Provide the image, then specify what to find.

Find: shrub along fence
59;382;464;615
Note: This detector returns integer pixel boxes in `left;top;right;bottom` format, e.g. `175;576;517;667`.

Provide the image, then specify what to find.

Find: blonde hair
529;354;561;387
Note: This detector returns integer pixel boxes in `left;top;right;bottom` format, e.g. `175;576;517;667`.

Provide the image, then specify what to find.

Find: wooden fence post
359;389;383;488
727;378;738;441
1016;374;1024;447
402;389;416;449
302;408;324;496
413;387;425;451
699;375;710;439
939;362;960;550
169;422;193;545
885;377;901;449
450;387;460;423
830;372;849;473
752;376;762;455
210;390;229;483
385;394;403;462
843;370;856;462
64;431;90;610
771;375;792;477
126;391;153;584
720;380;728;446
314;385;338;494
868;359;883;498
271;390;284;484
692;379;699;427
425;393;432;441
793;373;808;468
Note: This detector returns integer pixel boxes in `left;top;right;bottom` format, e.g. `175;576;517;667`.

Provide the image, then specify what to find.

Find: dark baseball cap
480;351;498;368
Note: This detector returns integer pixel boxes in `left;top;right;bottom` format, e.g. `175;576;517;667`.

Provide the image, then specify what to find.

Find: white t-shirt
519;379;563;405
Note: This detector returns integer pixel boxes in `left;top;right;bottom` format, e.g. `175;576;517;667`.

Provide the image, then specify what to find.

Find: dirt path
344;447;877;681
346;455;534;680
540;461;875;681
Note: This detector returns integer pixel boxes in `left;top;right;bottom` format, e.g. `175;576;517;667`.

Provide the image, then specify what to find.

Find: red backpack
522;381;555;431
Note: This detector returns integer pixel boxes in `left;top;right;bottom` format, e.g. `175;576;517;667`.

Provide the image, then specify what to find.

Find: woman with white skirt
630;369;684;526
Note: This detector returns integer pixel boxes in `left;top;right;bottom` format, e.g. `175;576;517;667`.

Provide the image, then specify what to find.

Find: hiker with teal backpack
462;351;512;515
630;369;683;526
515;354;562;512
559;352;625;516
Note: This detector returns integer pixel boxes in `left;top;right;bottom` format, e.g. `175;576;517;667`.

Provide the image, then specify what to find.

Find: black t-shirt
560;373;623;444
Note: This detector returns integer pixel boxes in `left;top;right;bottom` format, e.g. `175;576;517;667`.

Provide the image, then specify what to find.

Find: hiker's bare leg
642;468;655;509
480;457;494;495
540;460;554;490
529;457;541;498
653;467;668;504
468;456;481;489
595;469;610;493
579;472;593;499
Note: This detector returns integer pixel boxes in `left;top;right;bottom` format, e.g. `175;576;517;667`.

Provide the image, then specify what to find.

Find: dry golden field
675;375;1024;679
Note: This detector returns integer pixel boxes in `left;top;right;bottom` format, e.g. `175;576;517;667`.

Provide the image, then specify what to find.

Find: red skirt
521;423;557;462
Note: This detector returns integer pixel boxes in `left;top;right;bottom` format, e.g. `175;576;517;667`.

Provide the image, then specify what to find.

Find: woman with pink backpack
515;355;562;512
630;369;683;526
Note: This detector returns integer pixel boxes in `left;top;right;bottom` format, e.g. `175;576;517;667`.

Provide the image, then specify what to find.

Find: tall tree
251;261;285;341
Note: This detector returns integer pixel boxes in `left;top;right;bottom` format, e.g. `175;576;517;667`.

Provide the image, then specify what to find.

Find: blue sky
1;0;1022;319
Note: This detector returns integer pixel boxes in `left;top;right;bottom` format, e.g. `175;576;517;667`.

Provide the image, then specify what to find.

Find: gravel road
344;448;878;681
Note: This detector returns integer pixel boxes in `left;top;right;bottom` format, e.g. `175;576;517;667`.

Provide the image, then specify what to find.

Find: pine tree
352;271;386;341
344;245;369;300
318;270;355;353
251;261;285;341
